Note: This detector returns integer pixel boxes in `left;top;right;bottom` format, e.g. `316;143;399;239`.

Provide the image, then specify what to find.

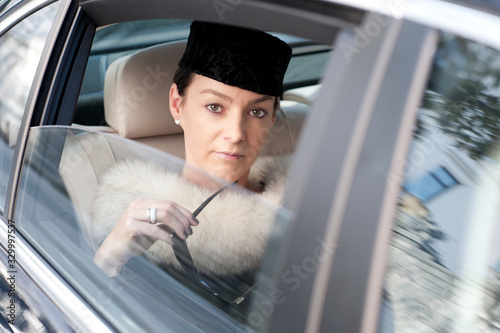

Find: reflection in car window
14;127;294;331
379;34;500;332
404;166;459;202
0;3;57;211
0;0;20;16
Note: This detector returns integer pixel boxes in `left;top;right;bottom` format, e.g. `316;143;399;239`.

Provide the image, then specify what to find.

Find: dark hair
173;66;279;111
173;67;195;97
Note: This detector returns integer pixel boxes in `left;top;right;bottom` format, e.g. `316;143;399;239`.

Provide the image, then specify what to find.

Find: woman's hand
94;198;199;276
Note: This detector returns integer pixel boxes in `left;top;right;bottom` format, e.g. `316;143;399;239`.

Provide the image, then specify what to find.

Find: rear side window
0;3;58;211
378;33;500;332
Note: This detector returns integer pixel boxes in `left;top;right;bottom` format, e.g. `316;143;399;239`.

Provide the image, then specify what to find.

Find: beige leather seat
102;40;187;157
61;40;309;249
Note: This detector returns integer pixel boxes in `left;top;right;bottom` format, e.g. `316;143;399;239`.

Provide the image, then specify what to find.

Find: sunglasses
171;180;255;305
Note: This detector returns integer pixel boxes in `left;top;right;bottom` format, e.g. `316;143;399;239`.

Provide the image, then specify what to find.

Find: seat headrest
104;41;187;138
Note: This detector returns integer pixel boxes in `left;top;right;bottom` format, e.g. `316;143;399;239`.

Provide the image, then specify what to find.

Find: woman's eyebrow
201;89;272;105
249;95;273;105
201;89;233;102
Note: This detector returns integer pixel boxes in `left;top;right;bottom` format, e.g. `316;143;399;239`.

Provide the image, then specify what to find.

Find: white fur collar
91;155;290;276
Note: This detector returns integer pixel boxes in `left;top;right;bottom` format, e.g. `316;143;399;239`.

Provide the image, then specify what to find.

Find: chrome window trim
327;0;500;50
0;221;113;332
0;0;56;37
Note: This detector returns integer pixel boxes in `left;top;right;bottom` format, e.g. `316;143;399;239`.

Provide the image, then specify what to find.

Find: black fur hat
178;21;292;96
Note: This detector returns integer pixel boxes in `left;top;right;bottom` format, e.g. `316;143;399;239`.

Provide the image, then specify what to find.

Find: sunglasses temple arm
192;181;237;217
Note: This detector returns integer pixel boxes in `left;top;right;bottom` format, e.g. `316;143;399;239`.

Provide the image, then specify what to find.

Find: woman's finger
135;198;199;226
138;222;175;245
175;204;200;226
131;200;197;238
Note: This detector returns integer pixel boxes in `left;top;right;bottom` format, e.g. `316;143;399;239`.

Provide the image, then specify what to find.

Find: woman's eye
207;104;222;113
250;109;267;118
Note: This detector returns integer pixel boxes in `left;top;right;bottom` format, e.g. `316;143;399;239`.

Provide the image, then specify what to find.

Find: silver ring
148;207;157;224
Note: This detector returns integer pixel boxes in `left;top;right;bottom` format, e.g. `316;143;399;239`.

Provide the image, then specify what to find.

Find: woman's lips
215;152;244;160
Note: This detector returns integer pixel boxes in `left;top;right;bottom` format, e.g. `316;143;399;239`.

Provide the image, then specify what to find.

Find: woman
91;21;292;299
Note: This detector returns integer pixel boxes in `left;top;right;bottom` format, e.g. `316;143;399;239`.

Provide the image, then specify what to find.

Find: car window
74;19;329;126
378;33;500;332
13;126;294;331
0;2;58;211
14;18;330;330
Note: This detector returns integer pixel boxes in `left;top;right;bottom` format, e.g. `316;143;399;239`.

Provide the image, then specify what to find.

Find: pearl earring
174;119;181;125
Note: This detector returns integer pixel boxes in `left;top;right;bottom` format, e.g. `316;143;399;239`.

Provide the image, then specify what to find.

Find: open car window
75;19;328;127
11;16;336;330
14;126;294;331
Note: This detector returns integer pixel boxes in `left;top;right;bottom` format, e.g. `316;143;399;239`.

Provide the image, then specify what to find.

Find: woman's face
169;74;276;187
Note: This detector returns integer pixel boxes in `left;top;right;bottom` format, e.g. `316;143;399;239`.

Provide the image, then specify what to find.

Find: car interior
5;7;344;328
60;21;323;250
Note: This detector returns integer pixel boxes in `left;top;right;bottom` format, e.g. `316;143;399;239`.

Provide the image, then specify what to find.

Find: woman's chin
213;172;240;184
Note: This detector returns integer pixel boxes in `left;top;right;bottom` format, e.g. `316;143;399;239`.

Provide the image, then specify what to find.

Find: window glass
18;19;327;330
14;126;295;331
283;50;330;90
0;3;58;210
379;34;500;332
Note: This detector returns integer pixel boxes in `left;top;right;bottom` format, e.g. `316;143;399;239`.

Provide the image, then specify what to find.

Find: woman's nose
223;113;246;143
